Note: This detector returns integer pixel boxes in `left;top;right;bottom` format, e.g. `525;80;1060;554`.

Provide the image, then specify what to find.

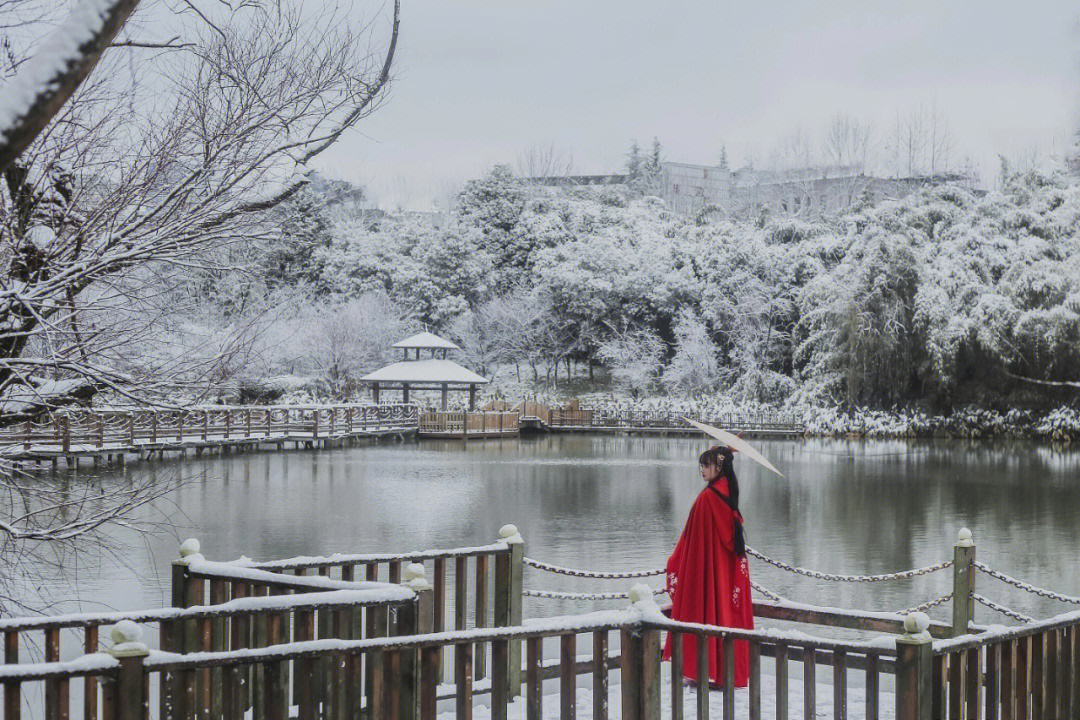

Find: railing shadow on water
3;527;1080;719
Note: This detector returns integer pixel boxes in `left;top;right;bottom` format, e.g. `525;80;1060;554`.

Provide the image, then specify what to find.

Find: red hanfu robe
662;476;754;687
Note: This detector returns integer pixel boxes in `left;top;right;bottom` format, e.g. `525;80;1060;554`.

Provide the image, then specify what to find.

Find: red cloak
662;476;754;687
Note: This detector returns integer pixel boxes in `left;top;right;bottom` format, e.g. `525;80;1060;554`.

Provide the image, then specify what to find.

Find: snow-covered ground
435;662;895;720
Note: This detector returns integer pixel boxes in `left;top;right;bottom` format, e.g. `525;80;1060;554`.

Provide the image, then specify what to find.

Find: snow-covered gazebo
360;332;489;410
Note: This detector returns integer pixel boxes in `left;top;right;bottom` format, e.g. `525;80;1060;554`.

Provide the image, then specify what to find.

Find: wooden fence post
895;612;934;720
108;621;149;720
952;528;976;637
172;539;202;654
402;563;433;720
495;524;524;699
62;415;71;453
620;585;661;720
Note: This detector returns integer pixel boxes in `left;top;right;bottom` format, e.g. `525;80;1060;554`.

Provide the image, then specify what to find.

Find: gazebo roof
360;359;488;385
392;332;460;351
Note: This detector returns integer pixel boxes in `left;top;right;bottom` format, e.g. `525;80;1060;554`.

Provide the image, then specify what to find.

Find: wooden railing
931;615;1080;719
247;525;524;689
417;411;519;436
0;404;418;454
0;542;419;720
0;588;912;720
550;407;805;434
4;527;1079;720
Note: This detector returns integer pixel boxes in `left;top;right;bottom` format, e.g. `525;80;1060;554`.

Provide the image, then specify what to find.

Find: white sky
315;1;1080;210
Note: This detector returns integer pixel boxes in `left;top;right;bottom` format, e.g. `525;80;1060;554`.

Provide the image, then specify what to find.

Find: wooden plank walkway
0;404;418;466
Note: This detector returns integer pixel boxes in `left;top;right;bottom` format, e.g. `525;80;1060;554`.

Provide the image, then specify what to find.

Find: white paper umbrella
681;417;785;478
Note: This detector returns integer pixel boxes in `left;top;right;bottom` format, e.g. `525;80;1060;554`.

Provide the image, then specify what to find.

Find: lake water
23;433;1080;630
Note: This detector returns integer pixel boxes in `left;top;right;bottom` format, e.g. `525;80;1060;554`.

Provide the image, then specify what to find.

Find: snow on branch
0;0;141;172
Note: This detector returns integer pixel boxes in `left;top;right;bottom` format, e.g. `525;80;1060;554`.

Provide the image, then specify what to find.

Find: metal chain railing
900;593;952;615
750;580;785;603
523;587;666;601
974;561;1080;605
523;557;664;579
526;550;952;584
972;593;1035;624
745;547;953;583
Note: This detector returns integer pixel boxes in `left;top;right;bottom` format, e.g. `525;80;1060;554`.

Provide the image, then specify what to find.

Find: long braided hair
699;445;745;556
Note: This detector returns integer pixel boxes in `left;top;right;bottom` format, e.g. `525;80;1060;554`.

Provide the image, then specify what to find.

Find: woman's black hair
699;446;745;556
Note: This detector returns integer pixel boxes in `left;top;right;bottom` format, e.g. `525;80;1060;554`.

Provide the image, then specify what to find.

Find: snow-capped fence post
171;539;202;655
895;612;933;720
495;524;524;699
108;621;150;720
951;528;976;637
401;562;432;720
621;585;662;720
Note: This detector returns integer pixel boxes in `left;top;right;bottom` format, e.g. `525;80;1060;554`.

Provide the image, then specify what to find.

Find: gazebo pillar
441;385;448;411
402;384;410;404
372;383;380;404
469;384;477;411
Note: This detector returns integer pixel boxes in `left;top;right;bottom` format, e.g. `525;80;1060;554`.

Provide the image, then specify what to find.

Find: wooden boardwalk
0;404;418;466
0;401;806;468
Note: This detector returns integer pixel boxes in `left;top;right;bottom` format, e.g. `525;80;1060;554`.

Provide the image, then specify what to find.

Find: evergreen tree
626;140;643;180
264;189;333;288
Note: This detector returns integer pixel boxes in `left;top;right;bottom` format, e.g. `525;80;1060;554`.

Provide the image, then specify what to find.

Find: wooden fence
932;614;1080;719
0;541;420;720
417;411;520;438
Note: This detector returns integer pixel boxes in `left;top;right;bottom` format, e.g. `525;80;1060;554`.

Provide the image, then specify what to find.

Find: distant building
661;162;959;217
527;163;961;217
524;162;963;216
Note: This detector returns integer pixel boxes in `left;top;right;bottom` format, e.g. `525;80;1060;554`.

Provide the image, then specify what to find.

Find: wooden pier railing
0;404;418;460
0;538;420;720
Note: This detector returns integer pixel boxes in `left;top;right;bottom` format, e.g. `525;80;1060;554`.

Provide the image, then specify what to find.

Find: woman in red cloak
663;445;754;688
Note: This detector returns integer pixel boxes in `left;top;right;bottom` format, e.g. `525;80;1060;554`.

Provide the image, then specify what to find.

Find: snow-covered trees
597;326;665;398
662;309;720;395
318;214;492;327
0;0;400;420
290;158;1080;412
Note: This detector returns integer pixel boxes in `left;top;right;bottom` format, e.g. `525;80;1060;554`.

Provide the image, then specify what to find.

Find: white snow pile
0;377;94;418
